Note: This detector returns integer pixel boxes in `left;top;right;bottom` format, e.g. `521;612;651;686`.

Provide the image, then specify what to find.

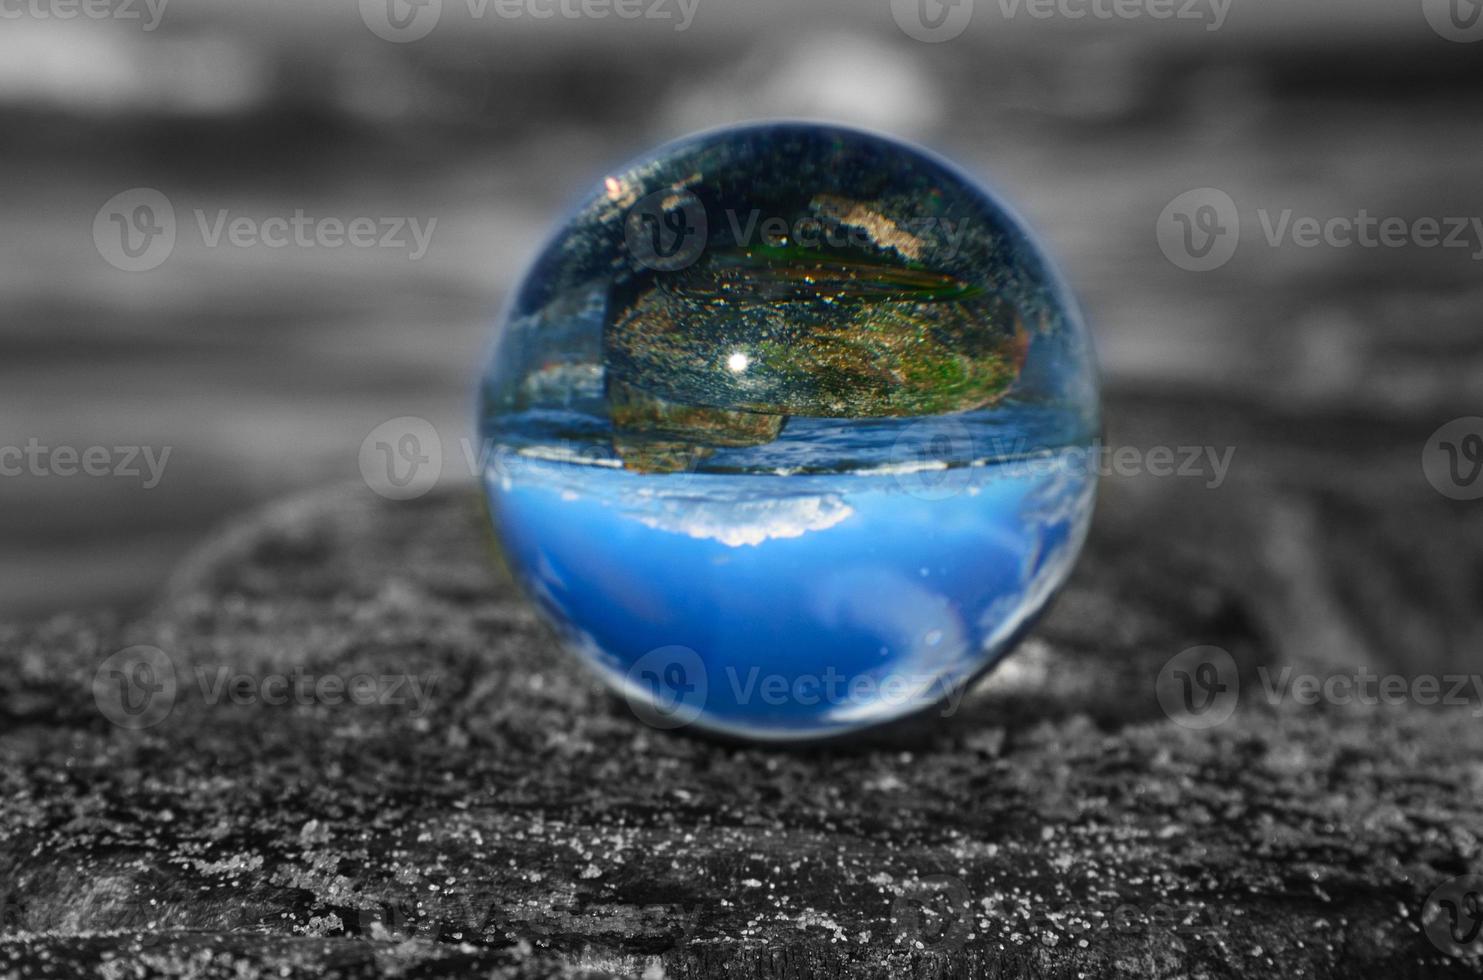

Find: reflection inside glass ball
481;123;1099;740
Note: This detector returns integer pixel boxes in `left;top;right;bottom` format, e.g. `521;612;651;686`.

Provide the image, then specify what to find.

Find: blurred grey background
3;0;1481;620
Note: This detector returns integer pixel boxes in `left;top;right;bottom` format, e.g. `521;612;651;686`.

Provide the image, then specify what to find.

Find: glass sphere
480;123;1099;740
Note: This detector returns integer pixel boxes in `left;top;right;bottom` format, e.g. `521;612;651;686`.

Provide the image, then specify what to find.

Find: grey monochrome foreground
1;388;1481;978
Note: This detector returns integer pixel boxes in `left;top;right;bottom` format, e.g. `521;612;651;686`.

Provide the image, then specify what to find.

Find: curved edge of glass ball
480;121;1102;742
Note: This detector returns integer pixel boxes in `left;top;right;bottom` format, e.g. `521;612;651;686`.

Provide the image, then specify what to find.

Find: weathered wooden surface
3;383;1481;977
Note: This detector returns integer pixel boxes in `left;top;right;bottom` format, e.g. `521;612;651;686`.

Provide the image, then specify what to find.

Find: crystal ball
480;123;1099;740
